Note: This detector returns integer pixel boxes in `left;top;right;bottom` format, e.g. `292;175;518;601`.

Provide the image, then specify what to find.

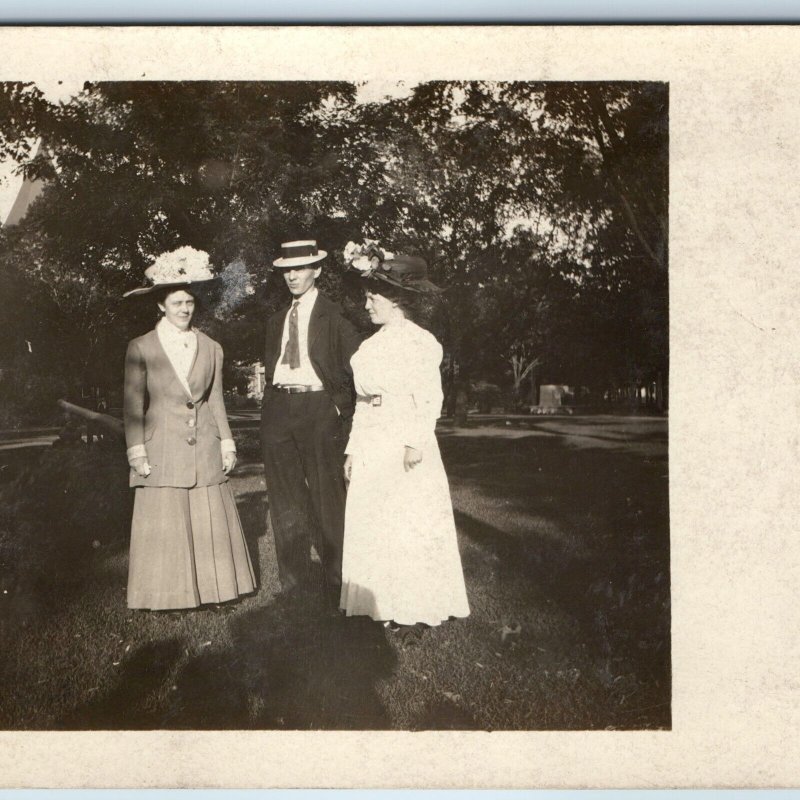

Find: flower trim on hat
144;246;214;285
343;240;395;278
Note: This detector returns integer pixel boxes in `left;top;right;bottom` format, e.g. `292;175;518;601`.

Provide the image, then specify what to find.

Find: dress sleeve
123;339;147;459
344;395;368;456
403;334;444;451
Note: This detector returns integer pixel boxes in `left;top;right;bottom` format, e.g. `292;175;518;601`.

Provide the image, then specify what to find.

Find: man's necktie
281;300;301;369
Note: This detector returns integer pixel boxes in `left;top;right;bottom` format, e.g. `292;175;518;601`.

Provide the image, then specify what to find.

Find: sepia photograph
0;75;669;733
0;24;796;789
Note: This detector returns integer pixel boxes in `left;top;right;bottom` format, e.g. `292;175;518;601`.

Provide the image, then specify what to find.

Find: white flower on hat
352;255;374;272
145;246;213;284
343;241;360;263
343;240;394;273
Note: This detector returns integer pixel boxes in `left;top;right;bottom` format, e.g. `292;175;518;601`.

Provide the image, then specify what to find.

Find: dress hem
339;607;470;627
128;588;255;611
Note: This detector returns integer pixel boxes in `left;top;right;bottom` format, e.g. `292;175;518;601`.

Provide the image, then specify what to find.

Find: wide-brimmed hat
272;239;327;268
344;241;442;294
123;246;218;298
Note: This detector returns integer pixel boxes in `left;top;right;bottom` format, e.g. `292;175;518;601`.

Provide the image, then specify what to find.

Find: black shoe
388;622;428;645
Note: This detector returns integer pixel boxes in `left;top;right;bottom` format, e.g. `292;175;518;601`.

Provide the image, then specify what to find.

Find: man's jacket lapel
307;294;327;357
266;306;290;377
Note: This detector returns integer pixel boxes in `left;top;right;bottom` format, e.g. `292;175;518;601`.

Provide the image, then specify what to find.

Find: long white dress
339;319;470;626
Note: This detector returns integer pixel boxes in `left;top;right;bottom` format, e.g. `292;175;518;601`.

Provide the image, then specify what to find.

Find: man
261;239;362;602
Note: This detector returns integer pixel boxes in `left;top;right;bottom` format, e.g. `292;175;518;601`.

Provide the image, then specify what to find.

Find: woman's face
158;289;195;330
364;290;397;326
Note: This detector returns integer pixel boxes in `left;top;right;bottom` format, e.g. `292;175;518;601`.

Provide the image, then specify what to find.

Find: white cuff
127;444;147;464
220;438;237;454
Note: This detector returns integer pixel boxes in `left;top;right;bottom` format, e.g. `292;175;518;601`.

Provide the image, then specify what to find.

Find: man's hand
343;454;353;484
222;451;237;474
130;457;151;478
403;446;423;472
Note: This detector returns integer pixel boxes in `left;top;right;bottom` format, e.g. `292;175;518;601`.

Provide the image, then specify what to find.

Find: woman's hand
403;446;423;472
130;457;151;478
343;454;353;484
222;451;237;474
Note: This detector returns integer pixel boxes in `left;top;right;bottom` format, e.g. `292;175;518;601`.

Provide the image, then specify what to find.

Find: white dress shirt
127;318;235;464
272;286;324;386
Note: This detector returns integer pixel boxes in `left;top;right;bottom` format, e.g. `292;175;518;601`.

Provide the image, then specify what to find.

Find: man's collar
292;286;318;307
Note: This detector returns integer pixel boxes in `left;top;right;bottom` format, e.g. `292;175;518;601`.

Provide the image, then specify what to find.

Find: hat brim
345;268;443;295
272;251;327;268
123;276;219;298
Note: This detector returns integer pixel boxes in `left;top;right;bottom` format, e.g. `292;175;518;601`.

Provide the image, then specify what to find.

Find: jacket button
187;437;196;446
186;401;194;409
187;418;196;427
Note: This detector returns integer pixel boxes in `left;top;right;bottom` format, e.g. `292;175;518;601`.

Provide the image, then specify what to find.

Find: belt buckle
371;394;382;407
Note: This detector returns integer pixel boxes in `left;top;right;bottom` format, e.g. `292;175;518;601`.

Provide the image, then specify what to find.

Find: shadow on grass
235;486;268;589
220;585;397;730
59;576;397;730
10;425;670;730
444;431;671;728
414;694;479;730
58;638;184;729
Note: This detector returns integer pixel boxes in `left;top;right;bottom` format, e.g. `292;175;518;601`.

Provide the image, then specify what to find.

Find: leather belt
272;383;325;394
358;393;383;407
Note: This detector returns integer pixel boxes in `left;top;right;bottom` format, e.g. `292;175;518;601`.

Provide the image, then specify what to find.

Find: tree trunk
445;356;457;418
454;367;469;426
529;365;539;407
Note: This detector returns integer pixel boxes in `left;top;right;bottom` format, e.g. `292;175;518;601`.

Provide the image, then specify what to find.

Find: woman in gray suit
123;247;256;610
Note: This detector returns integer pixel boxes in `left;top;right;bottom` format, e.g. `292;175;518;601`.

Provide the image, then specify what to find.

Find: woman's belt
357;393;383;407
272;383;325;394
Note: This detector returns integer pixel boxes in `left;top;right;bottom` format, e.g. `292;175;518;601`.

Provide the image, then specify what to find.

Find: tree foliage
0;79;668;420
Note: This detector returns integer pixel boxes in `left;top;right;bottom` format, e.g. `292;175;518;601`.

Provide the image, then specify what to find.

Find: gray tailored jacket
123;329;233;488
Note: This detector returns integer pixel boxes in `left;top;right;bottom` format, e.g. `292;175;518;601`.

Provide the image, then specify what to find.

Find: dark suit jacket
124;329;233;488
263;292;362;419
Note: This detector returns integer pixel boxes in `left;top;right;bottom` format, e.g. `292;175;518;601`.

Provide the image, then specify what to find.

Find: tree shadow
443;431;671;728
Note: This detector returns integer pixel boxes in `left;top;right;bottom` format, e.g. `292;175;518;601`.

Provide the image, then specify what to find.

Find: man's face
282;266;321;297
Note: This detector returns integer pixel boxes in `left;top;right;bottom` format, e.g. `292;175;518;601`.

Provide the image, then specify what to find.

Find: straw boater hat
344;241;442;294
123;246;218;298
272;239;327;268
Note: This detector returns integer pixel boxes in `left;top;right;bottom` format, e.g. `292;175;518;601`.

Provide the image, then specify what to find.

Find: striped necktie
281;300;301;369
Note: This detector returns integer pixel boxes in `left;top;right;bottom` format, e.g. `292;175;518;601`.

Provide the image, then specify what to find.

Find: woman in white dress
339;244;470;641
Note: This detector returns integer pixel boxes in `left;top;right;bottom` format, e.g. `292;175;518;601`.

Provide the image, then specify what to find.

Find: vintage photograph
0;77;669;732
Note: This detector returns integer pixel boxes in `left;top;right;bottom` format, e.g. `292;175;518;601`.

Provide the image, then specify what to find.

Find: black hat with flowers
343;241;442;294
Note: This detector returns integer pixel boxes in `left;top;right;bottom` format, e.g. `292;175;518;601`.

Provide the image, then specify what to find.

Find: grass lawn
0;415;669;730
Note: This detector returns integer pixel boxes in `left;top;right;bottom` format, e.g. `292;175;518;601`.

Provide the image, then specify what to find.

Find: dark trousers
261;390;348;592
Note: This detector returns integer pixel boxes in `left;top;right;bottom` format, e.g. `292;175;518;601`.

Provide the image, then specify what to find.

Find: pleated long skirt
127;481;256;610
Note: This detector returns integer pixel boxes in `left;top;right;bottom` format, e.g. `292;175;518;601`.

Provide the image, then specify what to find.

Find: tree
0;79;669;421
2;82;369;387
